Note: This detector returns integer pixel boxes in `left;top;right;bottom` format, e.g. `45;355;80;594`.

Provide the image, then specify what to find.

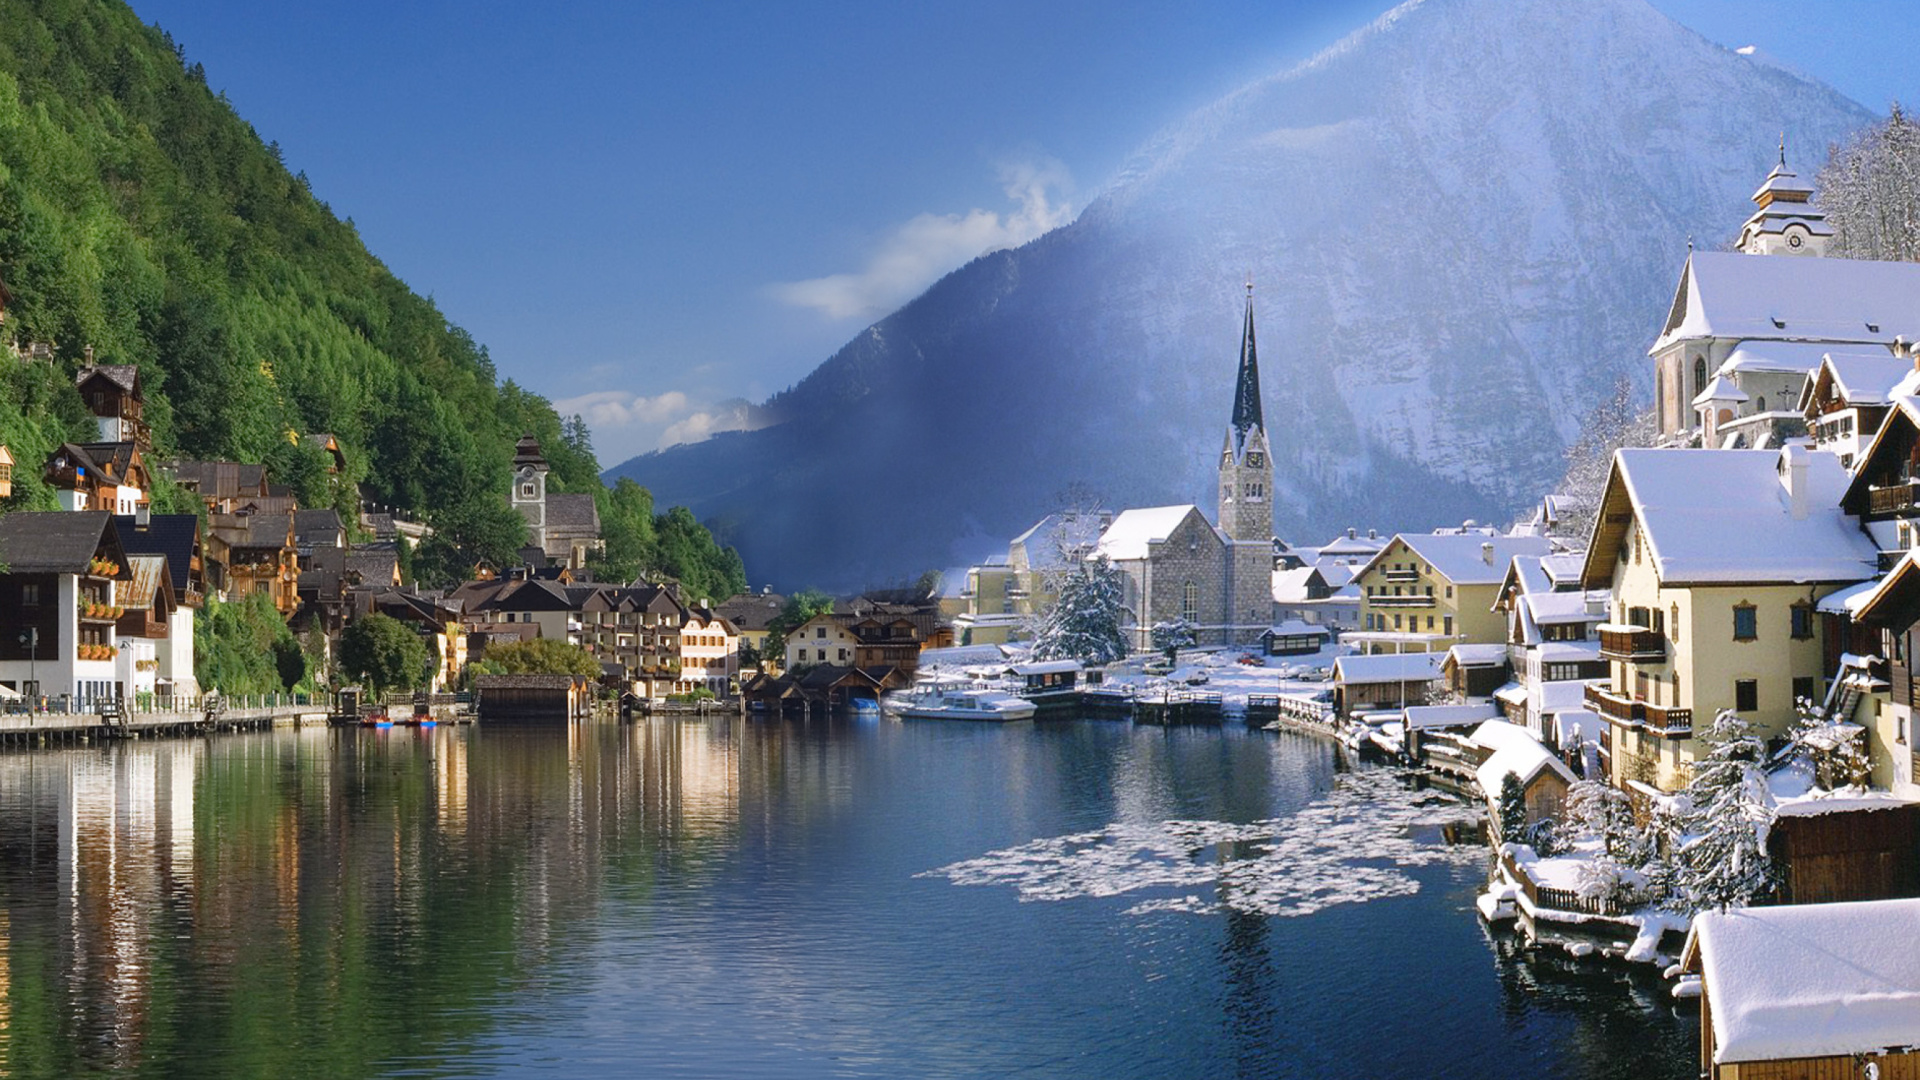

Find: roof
75;364;140;394
1402;702;1499;730
1264;619;1330;637
112;514;200;593
1655;251;1920;353
1686;898;1920;1064
165;460;269;498
1332;652;1444;685
1007;660;1081;676
1693;374;1747;406
118;555;166;611
1229;293;1264;453
0;512;120;574
1803;348;1910;410
1363;533;1552;587
1011;512;1107;570
545;492;600;532
715;592;786;632
1271;565;1327;603
1473;728;1575;794
512;435;548;469
1095;505;1211;561
1582;448;1878;588
294;509;344;539
476;673;580;690
1446;643;1508;666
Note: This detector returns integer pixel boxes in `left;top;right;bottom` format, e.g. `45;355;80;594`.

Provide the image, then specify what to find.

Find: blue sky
131;0;1918;466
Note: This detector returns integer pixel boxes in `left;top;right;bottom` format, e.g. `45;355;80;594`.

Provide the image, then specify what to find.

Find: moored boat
884;680;1037;721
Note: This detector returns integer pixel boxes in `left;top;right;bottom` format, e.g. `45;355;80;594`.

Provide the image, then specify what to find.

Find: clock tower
1218;284;1273;546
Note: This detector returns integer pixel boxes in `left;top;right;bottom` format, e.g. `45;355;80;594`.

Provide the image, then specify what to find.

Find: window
21;584;38;606
1754;395;1767;412
1790;603;1814;640
1734;679;1758;712
838;649;848;662
1733;604;1757;641
816;627;826;639
1670;603;1680;641
1425;616;1434;630
1444;585;1453;599
1424;585;1433;597
1181;581;1198;623
1545;663;1581;682
1444;615;1453;636
520;483;535;499
1791;676;1815;705
1393;614;1403;630
1693;357;1707;398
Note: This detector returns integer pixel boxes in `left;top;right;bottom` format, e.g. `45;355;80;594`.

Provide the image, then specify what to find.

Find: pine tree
1032;555;1129;665
1150;618;1196;665
1674;709;1777;913
1497;772;1529;844
1817;104;1920;262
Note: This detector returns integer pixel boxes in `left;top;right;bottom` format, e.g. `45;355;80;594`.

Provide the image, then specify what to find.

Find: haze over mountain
608;0;1875;592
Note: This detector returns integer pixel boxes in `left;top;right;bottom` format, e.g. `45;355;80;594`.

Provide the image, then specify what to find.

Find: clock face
1788;233;1803;248
1248;453;1265;468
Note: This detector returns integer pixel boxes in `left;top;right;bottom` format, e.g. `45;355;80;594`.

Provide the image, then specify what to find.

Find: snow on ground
919;768;1479;918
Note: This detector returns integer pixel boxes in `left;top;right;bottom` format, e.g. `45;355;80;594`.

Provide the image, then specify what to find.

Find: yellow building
1353;533;1551;651
1578;446;1878;792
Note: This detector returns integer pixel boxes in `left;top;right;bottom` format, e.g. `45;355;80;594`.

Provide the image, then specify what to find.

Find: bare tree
1555;376;1656;544
1818;103;1920;262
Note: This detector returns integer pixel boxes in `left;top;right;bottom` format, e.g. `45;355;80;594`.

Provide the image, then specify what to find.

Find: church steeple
1737;136;1830;256
1229;281;1265;456
1218;282;1272;545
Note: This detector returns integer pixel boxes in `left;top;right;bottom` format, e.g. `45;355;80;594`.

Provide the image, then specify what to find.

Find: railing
1370;595;1434;608
1598;626;1665;663
1583;683;1642;724
1583;683;1691;738
1499;847;1629;917
1382;569;1420;583
1870;481;1920;515
1644;704;1693;738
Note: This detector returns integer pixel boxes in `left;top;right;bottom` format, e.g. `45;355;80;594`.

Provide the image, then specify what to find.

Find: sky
129;0;1919;467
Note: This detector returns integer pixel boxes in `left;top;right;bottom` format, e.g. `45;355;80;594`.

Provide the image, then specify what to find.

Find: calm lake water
0;718;1697;1079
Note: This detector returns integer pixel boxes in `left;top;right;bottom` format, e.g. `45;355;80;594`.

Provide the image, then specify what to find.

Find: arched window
1693;357;1707;398
1754;395;1766;412
1181;581;1198;623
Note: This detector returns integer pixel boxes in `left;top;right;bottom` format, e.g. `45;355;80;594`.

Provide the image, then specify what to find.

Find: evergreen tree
1031;555;1129;665
1150;619;1196;665
1496;772;1529;844
1674;709;1777;913
1818;104;1920;262
271;636;306;692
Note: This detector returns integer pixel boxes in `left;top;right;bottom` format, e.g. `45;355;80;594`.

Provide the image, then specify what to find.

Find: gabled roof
1095;505;1216;561
118;555;168;612
1798;348;1911;413
1685;898;1920;1064
1331;652;1444;685
1581;448;1877;588
165;460;270;498
0;511;124;574
1692;375;1747;407
112;514;201;594
1358;533;1551;587
545;492;600;532
75;364;141;394
715;592;786;632
1655;251;1920;353
1271;565;1327;604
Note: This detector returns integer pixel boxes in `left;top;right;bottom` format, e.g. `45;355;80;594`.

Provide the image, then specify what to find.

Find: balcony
1644;704;1693;739
1598;625;1665;663
1869;481;1920;516
1382;569;1420;583
1371;594;1435;609
1584;683;1693;739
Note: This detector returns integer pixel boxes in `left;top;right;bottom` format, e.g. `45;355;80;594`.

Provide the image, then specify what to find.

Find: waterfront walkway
0;704;329;746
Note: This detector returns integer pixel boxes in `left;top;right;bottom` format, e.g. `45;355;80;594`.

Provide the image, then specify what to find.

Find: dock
1133;689;1223;725
0;703;328;747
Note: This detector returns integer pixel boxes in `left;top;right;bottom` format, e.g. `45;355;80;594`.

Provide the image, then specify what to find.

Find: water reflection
0;720;1695;1080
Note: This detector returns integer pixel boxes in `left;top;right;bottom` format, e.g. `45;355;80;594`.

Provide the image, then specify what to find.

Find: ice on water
922;769;1480;918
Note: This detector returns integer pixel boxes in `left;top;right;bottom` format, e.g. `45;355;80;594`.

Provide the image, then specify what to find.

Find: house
357;588;467;690
1330;652;1444;716
1492;553;1607;744
954;511;1111;645
1353;533;1552;648
785;611;861;670
1833;554;1920;799
1259;620;1332;656
1271;563;1361;632
1471;720;1576;839
110;553;175;706
210;509;301;616
44;442;150;514
1651;151;1920;445
165;460;271;514
475;673;592;721
715;590;785;668
73;363;150;449
1442;643;1510;701
1579;446;1879;792
678;604;738;696
1796;346;1911;470
568;581;689;698
508;435;603;569
1683;899;1920;1079
112;512;207;698
0;512;133;709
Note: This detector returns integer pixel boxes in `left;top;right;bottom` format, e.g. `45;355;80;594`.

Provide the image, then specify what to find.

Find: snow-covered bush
1786;696;1870;791
1672;710;1777;914
1150;618;1196;665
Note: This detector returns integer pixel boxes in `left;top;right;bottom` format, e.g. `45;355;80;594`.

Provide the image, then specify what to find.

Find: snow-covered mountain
609;0;1874;591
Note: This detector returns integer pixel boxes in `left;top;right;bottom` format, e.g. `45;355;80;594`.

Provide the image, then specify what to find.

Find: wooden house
1471;719;1575;840
74;364;151;449
1769;799;1920;905
45;442;150;515
1684;899;1920;1079
1797;347;1910;471
1443;643;1511;699
475;673;591;721
211;509;300;616
166;460;271;515
1330;651;1444;716
0;512;133;709
113;513;207;696
1260;619;1332;656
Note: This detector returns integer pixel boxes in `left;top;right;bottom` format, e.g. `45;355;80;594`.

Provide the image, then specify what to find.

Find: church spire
1230;281;1264;455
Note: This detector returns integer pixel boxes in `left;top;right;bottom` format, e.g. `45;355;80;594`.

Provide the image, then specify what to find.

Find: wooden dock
1134;690;1224;725
0;704;328;747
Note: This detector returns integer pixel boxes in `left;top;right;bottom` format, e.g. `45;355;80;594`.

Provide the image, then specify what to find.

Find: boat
884;680;1037;722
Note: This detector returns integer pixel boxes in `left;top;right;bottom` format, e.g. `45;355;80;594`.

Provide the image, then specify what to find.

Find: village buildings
0;512;134;709
1352;533;1552;649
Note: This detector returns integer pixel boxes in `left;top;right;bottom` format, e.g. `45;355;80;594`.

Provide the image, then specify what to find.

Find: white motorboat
884;682;1037;721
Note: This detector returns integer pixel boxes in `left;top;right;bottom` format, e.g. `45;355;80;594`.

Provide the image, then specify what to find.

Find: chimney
1347;527;1357;539
1784;443;1810;521
1481;542;1495;565
83;344;94;365
1368;529;1378;539
135;504;150;529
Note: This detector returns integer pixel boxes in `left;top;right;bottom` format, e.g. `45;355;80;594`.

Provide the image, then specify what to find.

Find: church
955;288;1275;650
510;435;604;569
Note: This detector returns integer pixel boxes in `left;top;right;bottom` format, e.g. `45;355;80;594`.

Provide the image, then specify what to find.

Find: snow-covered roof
1534;679;1591;712
1095;505;1209;561
1402;702;1498;730
1317;530;1387;555
1539;552;1586;583
1688;898;1920;1064
1365;533;1552;587
1751;162;1814;202
1013;512;1109;570
1314;561;1357;588
1006;660;1082;676
1493;682;1527;706
1271;565;1324;604
1656;251;1920;353
1804;348;1911;410
1331;652;1444;686
1692;374;1747;406
1598;448;1878;586
1446;643;1508;667
1535;640;1600;663
1266;619;1331;638
1468;718;1538;754
1815;576;1881;616
1474;727;1575;794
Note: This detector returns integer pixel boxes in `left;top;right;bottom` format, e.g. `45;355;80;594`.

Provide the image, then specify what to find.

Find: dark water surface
0;719;1697;1078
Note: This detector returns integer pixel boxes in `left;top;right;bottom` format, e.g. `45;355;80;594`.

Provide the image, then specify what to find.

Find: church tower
1218;284;1273;545
1737;137;1831;256
511;433;550;553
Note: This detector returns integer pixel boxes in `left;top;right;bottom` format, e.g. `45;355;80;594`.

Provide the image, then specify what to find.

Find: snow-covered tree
1674;710;1777;913
1555;376;1657;541
1787;696;1870;791
1150;618;1196;665
1818;104;1920;262
1565;779;1637;859
1031;555;1129;665
1496;772;1529;844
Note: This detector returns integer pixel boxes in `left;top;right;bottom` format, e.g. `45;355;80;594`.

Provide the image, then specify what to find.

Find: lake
0;717;1698;1078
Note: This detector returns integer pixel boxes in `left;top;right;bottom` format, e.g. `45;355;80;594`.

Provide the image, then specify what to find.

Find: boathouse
1684;898;1920;1079
475;673;591;721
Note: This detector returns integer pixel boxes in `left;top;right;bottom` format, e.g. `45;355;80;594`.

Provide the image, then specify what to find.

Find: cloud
660;399;769;449
772;157;1075;321
551;389;691;428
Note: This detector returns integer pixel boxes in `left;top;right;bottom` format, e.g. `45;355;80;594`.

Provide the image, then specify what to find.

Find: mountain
609;0;1875;591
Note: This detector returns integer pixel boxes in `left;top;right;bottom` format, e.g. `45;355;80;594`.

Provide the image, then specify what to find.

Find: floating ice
921;768;1480;918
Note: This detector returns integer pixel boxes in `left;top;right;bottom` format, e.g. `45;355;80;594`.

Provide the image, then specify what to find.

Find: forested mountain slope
0;0;741;597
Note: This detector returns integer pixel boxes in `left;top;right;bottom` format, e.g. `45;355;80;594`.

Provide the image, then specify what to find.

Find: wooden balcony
1598;625;1665;663
1644;704;1693;739
1382;568;1420;583
1869;481;1920;516
1371;594;1434;609
1584;683;1692;738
